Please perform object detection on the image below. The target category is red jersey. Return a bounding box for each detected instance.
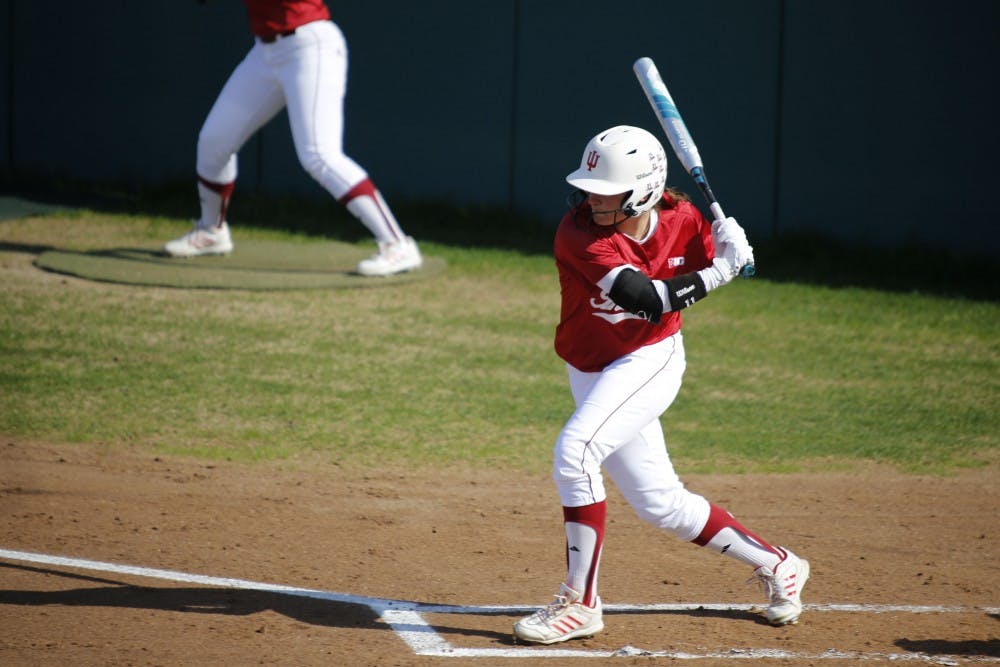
[242,0,331,38]
[553,194,715,372]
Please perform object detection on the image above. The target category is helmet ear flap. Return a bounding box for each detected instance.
[623,191,653,217]
[621,196,637,218]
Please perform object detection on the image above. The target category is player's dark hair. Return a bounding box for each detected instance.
[660,188,691,209]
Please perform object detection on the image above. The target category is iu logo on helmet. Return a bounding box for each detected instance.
[586,150,600,171]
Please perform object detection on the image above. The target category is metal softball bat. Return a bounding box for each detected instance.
[633,56,755,278]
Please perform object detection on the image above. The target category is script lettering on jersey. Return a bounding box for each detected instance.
[590,291,648,324]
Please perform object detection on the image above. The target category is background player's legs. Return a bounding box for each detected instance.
[197,45,285,227]
[275,22,410,245]
[165,46,284,257]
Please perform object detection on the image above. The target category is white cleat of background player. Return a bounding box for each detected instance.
[356,236,422,276]
[164,221,233,258]
[164,221,423,277]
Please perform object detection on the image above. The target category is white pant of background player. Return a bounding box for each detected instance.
[167,19,421,276]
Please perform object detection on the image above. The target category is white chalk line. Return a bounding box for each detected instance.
[2,548,998,663]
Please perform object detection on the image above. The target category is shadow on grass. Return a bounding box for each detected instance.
[3,178,998,301]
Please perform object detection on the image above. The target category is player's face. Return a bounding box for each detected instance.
[587,191,629,227]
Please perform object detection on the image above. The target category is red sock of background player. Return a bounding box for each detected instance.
[563,501,605,608]
[198,177,234,229]
[692,503,783,570]
[338,178,406,244]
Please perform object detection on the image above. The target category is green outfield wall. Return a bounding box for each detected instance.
[2,1,997,253]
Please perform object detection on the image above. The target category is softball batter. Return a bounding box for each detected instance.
[165,0,422,277]
[514,125,809,644]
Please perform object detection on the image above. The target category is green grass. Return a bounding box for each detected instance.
[1,202,997,474]
[673,282,998,472]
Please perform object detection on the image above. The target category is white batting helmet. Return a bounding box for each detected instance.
[566,125,667,216]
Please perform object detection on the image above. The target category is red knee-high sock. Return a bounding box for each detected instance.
[338,177,404,243]
[692,503,782,570]
[198,176,235,228]
[563,501,606,608]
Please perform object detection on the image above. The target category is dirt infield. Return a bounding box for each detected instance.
[1,440,997,666]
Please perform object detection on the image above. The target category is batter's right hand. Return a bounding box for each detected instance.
[712,217,754,279]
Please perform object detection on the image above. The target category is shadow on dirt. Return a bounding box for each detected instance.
[896,637,1000,659]
[0,562,379,631]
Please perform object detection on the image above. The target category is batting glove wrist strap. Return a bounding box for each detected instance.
[697,258,735,291]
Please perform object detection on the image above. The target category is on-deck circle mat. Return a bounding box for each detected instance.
[34,240,445,290]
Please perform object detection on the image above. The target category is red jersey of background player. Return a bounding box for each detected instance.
[242,0,330,38]
[554,193,715,373]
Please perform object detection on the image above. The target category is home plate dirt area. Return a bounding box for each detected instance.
[1,440,998,666]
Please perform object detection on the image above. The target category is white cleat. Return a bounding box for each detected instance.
[164,221,234,258]
[513,583,604,645]
[750,547,810,626]
[356,236,422,276]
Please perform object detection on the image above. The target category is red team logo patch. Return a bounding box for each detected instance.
[586,150,600,171]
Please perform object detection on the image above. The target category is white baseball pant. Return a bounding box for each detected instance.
[553,332,711,542]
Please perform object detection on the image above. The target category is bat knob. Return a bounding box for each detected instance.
[739,264,756,278]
